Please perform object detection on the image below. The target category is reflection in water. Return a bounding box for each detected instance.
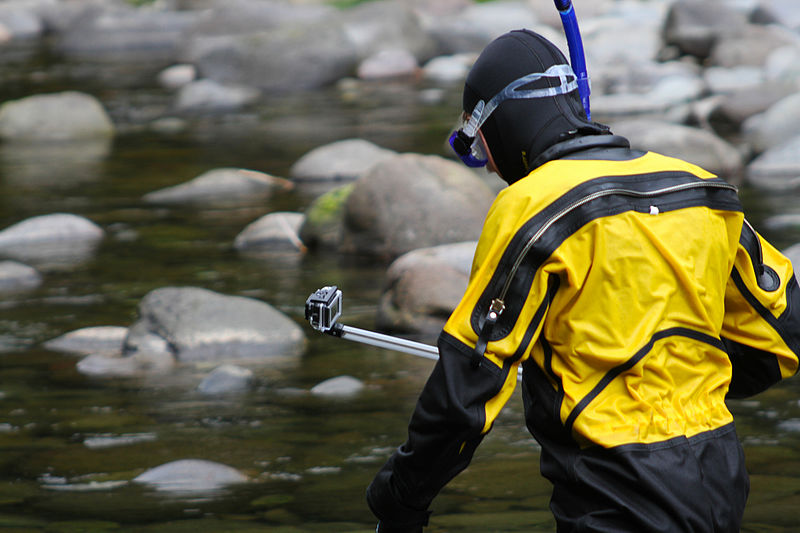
[0,137,112,187]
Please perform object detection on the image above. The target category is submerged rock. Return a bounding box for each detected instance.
[198,364,254,395]
[310,375,365,397]
[44,326,128,356]
[143,168,292,206]
[133,459,248,493]
[0,213,104,268]
[0,260,42,293]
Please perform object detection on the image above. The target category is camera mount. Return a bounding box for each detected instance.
[304,286,439,362]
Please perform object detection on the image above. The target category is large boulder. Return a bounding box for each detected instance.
[661,1,748,60]
[123,287,306,363]
[376,241,476,336]
[743,92,800,154]
[745,136,800,191]
[609,119,744,181]
[340,153,494,260]
[0,92,114,142]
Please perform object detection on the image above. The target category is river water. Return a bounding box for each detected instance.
[1,42,800,533]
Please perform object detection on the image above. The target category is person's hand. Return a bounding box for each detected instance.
[375,520,423,533]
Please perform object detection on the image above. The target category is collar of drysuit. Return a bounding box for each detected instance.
[529,134,631,170]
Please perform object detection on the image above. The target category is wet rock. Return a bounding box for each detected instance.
[299,184,353,250]
[743,92,800,154]
[124,287,306,363]
[0,260,41,294]
[234,212,306,253]
[340,153,494,260]
[0,92,114,142]
[133,459,248,493]
[198,364,254,395]
[0,213,104,268]
[43,326,128,356]
[357,48,419,80]
[289,139,396,186]
[143,168,292,206]
[173,79,261,112]
[377,241,475,336]
[609,119,744,180]
[745,136,800,191]
[310,375,364,397]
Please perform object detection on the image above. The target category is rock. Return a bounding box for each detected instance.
[609,119,744,180]
[0,260,41,294]
[422,53,476,84]
[743,92,800,154]
[0,92,114,142]
[198,364,254,395]
[310,375,364,397]
[707,82,799,136]
[765,45,800,83]
[0,213,104,268]
[133,459,248,493]
[76,353,139,378]
[299,184,354,250]
[662,1,748,60]
[53,4,198,64]
[745,136,800,191]
[357,48,419,80]
[756,0,800,31]
[124,287,306,363]
[377,241,475,336]
[338,0,439,63]
[0,3,44,40]
[157,63,197,90]
[180,18,358,92]
[289,139,396,185]
[340,153,494,260]
[143,168,292,206]
[173,79,261,112]
[43,326,128,356]
[234,212,306,253]
[709,24,799,68]
[0,138,112,187]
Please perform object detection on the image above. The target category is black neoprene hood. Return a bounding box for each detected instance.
[463,29,608,184]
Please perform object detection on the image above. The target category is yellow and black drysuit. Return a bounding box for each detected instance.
[367,136,800,531]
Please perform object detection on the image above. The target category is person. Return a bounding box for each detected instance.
[366,29,800,532]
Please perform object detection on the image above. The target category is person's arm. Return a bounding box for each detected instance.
[722,223,800,398]
[367,191,549,529]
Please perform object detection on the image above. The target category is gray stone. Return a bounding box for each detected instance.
[662,1,748,60]
[124,287,306,363]
[0,260,41,293]
[609,119,744,180]
[198,364,254,395]
[143,168,292,206]
[340,153,494,260]
[289,139,396,184]
[0,92,114,142]
[357,48,419,80]
[133,459,248,493]
[743,92,800,154]
[0,213,104,267]
[746,136,800,191]
[157,64,197,90]
[234,212,306,253]
[377,241,475,336]
[173,79,261,112]
[310,375,365,397]
[44,326,128,356]
[709,24,799,68]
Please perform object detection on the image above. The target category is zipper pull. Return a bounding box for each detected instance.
[471,299,506,368]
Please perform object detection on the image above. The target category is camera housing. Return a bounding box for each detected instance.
[305,286,343,332]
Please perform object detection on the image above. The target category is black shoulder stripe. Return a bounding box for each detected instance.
[739,221,780,292]
[471,172,742,339]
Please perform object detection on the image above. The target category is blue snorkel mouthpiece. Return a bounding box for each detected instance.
[554,0,591,119]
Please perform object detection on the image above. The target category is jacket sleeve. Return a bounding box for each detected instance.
[722,223,800,398]
[367,191,538,526]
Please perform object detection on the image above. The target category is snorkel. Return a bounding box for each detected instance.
[554,0,591,119]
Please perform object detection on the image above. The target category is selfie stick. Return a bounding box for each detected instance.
[305,286,523,379]
[305,286,439,361]
[554,0,591,119]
